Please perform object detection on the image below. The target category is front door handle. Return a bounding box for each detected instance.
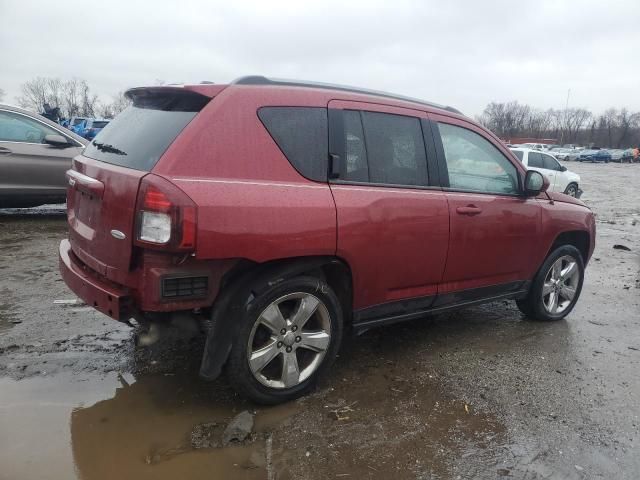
[0,147,12,156]
[456,205,482,215]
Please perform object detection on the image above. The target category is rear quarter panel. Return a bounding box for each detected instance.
[153,86,337,262]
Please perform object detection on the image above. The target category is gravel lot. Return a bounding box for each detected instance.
[0,161,638,480]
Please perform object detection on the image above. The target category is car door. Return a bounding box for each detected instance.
[327,100,449,321]
[0,109,83,205]
[541,153,564,192]
[526,151,557,191]
[429,114,541,303]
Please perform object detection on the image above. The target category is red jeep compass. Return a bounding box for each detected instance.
[60,76,596,404]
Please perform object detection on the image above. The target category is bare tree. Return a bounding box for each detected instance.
[98,91,130,118]
[478,101,531,138]
[17,77,100,118]
[615,109,640,148]
[17,77,62,114]
[562,108,592,144]
[62,78,83,118]
[79,80,99,117]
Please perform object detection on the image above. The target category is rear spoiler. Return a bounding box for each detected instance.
[125,84,227,101]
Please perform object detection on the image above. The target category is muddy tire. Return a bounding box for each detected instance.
[226,276,343,404]
[517,245,584,321]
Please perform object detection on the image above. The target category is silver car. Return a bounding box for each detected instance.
[0,104,87,208]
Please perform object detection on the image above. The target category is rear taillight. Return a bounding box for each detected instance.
[134,175,197,251]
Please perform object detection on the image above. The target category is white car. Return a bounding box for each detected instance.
[518,143,550,151]
[549,147,579,161]
[510,148,582,197]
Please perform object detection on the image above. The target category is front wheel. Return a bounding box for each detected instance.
[564,183,579,197]
[226,276,343,404]
[517,245,584,321]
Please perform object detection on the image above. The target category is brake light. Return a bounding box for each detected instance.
[135,175,197,251]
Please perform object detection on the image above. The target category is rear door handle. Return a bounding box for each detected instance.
[0,146,12,156]
[456,205,482,215]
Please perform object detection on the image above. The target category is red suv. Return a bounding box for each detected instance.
[60,76,595,403]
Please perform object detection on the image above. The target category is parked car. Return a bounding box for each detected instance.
[609,149,624,162]
[67,116,90,135]
[59,76,596,404]
[81,119,110,141]
[549,147,579,161]
[622,149,635,163]
[0,104,87,208]
[610,149,634,163]
[510,148,582,197]
[578,149,611,162]
[520,143,547,150]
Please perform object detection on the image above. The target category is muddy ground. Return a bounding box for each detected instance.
[0,162,638,480]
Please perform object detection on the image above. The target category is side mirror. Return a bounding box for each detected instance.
[524,170,549,196]
[44,134,70,147]
[560,165,567,172]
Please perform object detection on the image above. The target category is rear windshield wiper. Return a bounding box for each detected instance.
[92,141,127,156]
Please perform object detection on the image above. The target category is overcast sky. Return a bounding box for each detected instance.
[1,0,639,116]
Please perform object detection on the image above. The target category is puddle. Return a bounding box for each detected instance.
[0,356,508,480]
[0,372,298,480]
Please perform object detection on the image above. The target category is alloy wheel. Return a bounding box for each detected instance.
[247,292,331,389]
[542,255,580,314]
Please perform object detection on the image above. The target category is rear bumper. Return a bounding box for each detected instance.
[59,239,130,320]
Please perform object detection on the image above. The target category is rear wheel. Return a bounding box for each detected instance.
[226,276,343,404]
[517,245,584,321]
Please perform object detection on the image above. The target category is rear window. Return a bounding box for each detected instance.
[511,150,524,161]
[83,90,209,171]
[258,107,328,181]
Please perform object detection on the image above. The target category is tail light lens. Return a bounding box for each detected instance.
[134,174,197,251]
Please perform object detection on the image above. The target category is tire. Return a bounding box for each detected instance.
[226,275,343,404]
[564,183,579,197]
[517,245,584,321]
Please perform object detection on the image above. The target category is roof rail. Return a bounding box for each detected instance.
[231,75,462,115]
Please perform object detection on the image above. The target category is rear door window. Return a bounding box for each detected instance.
[342,110,369,182]
[340,110,428,186]
[83,90,210,172]
[361,111,428,186]
[258,107,328,182]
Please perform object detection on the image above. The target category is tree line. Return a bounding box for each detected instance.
[2,79,639,148]
[2,77,130,119]
[476,101,640,148]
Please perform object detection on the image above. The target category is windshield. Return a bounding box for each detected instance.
[83,90,210,171]
[91,121,109,128]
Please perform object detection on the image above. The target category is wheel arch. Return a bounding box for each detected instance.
[200,255,353,381]
[548,230,590,263]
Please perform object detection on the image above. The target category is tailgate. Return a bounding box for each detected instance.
[66,87,212,283]
[67,156,145,281]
